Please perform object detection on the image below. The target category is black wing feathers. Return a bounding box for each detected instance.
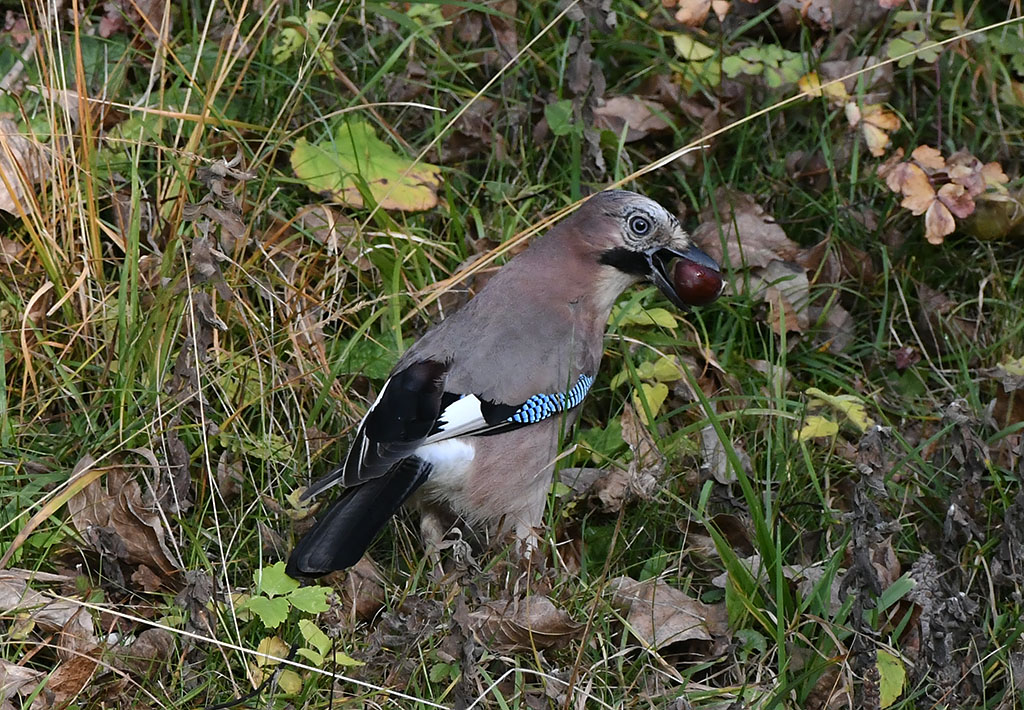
[349,359,447,483]
[364,360,448,443]
[299,360,449,501]
[286,458,432,577]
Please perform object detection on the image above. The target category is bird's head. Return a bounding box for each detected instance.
[578,190,723,309]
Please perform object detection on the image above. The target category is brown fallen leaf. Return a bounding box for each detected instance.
[844,101,900,157]
[67,467,182,585]
[113,628,176,677]
[556,467,606,500]
[0,118,48,215]
[678,513,756,564]
[433,97,506,163]
[182,194,247,254]
[752,260,810,334]
[0,569,98,657]
[590,402,665,512]
[797,237,876,286]
[99,0,169,41]
[892,345,921,371]
[878,145,1009,244]
[667,0,731,26]
[610,576,727,650]
[593,96,672,142]
[48,655,99,707]
[341,556,387,623]
[0,659,50,710]
[470,594,582,651]
[778,0,832,29]
[692,188,800,270]
[809,302,855,353]
[700,422,751,485]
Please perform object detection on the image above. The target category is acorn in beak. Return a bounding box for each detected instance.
[645,244,723,309]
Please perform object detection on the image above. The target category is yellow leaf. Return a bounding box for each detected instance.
[291,120,441,212]
[672,34,716,61]
[795,415,839,441]
[651,355,682,382]
[877,650,906,708]
[1001,356,1024,376]
[799,72,848,102]
[806,388,876,431]
[250,635,291,688]
[798,72,822,96]
[278,669,303,694]
[848,103,899,157]
[332,650,365,666]
[633,382,669,425]
[254,636,290,666]
[862,104,900,132]
[862,122,891,157]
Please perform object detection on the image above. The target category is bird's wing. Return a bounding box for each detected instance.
[422,372,595,443]
[300,362,595,500]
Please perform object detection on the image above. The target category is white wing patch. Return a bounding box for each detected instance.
[424,394,486,444]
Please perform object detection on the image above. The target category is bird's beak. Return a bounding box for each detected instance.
[645,244,723,309]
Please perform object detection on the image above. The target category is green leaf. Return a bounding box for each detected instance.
[877,650,906,708]
[299,619,332,656]
[722,54,760,78]
[336,336,398,380]
[296,647,325,666]
[429,662,458,683]
[236,431,292,463]
[254,562,300,597]
[544,100,576,137]
[734,628,767,654]
[272,25,304,64]
[552,481,573,498]
[638,356,682,383]
[893,10,927,25]
[613,303,678,329]
[887,31,941,68]
[243,596,290,628]
[578,418,624,462]
[291,119,441,212]
[273,11,334,67]
[288,585,331,613]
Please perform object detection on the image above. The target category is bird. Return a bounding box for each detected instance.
[286,190,722,578]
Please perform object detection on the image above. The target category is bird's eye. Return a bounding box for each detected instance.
[628,215,651,236]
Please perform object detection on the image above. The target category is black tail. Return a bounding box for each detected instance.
[285,458,431,578]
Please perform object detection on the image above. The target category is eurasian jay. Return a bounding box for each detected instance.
[286,190,722,578]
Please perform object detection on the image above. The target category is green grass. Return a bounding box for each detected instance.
[2,0,1024,708]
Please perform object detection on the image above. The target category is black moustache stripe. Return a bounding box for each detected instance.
[599,247,652,276]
